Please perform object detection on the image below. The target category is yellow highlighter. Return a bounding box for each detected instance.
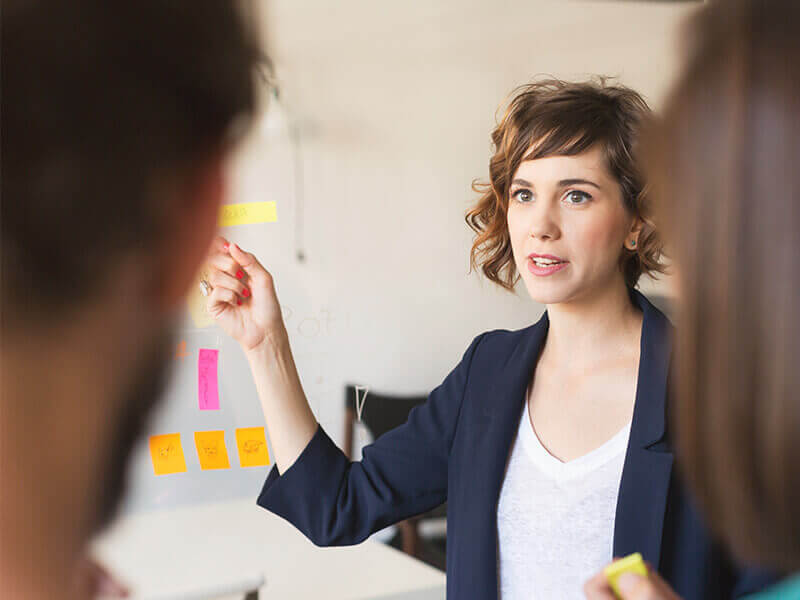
[604,552,648,598]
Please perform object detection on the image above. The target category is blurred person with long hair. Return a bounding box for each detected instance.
[585,1,800,598]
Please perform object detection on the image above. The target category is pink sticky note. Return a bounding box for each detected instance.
[198,348,220,410]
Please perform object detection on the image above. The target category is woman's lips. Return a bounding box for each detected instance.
[527,257,569,276]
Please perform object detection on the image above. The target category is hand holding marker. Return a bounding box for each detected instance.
[203,236,285,352]
[584,553,682,600]
[203,235,319,476]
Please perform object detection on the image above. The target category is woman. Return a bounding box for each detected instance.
[204,79,769,599]
[585,1,800,599]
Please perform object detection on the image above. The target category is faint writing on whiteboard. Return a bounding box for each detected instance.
[198,348,220,410]
[280,305,342,339]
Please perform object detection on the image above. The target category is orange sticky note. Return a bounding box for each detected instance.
[194,430,230,470]
[149,434,187,476]
[235,427,270,467]
[175,340,189,360]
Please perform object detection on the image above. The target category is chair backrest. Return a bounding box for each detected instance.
[343,384,428,456]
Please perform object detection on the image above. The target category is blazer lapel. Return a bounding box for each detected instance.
[613,290,675,567]
[477,313,550,596]
[467,289,674,598]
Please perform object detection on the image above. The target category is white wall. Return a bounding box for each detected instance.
[225,0,695,448]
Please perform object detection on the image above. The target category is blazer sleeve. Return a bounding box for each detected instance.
[256,332,487,546]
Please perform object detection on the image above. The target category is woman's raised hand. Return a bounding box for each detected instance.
[203,236,284,352]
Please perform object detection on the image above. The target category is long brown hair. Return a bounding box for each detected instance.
[649,0,800,571]
[466,78,666,290]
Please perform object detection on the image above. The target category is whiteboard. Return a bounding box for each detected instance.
[120,125,354,513]
[118,0,685,512]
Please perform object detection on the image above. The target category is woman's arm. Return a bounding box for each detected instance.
[205,236,485,546]
[244,324,317,475]
[204,236,316,474]
[257,332,483,546]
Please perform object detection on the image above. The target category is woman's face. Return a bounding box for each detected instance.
[507,144,639,306]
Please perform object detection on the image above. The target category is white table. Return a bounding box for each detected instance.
[92,499,446,600]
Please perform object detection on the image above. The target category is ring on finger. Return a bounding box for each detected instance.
[199,279,213,297]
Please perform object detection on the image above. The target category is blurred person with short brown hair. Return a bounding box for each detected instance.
[0,2,259,597]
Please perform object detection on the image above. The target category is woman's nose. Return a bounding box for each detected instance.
[529,202,560,241]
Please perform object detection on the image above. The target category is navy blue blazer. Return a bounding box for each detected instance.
[258,289,774,598]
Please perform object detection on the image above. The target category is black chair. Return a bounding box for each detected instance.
[343,384,447,570]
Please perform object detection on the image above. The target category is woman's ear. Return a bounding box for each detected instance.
[626,217,644,249]
[153,150,228,314]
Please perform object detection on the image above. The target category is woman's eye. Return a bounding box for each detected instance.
[512,189,533,203]
[564,190,592,205]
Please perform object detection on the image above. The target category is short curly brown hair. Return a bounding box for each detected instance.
[466,78,666,291]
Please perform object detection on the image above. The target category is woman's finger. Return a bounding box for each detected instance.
[619,573,664,599]
[209,235,231,254]
[615,571,682,600]
[229,243,271,287]
[207,252,245,281]
[207,285,239,310]
[645,570,682,600]
[208,268,249,299]
[583,570,618,600]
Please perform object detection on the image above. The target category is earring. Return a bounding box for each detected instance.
[628,239,637,249]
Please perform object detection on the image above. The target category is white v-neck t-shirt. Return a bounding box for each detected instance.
[496,396,632,600]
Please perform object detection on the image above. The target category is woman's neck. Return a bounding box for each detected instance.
[541,282,643,368]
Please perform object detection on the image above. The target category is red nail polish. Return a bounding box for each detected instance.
[242,288,250,297]
[236,270,244,279]
[237,299,242,306]
[223,242,229,250]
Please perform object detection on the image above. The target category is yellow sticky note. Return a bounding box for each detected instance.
[194,430,230,470]
[235,427,270,467]
[604,552,648,598]
[219,201,277,227]
[149,434,187,476]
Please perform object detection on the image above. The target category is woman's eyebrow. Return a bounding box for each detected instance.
[511,178,533,187]
[558,178,601,190]
[511,177,602,190]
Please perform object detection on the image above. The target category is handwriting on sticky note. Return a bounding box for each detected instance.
[219,201,277,227]
[235,427,270,467]
[194,430,230,470]
[149,434,187,475]
[198,349,220,410]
